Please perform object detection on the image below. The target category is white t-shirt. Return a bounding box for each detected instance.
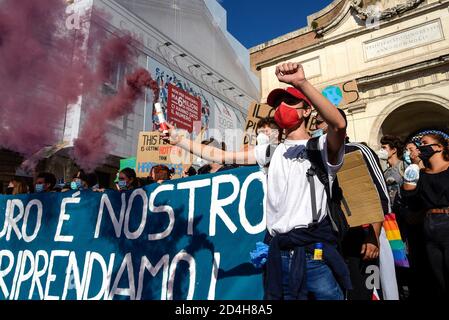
[254,134,344,236]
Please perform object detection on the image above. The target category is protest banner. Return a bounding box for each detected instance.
[320,80,359,108]
[0,166,266,300]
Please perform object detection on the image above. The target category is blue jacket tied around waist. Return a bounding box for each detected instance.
[263,218,352,300]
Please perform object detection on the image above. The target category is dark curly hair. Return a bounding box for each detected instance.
[380,135,405,160]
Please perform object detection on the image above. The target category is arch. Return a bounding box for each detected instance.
[369,93,449,148]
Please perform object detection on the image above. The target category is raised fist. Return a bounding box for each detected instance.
[275,62,306,87]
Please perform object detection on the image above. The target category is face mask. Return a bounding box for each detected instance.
[274,102,303,130]
[378,148,389,161]
[118,180,127,190]
[35,184,44,193]
[403,151,412,165]
[70,180,82,190]
[418,144,441,167]
[256,132,269,145]
[311,128,324,138]
[6,187,14,195]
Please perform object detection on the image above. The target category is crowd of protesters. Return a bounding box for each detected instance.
[3,126,448,301]
[1,136,238,196]
[2,62,449,301]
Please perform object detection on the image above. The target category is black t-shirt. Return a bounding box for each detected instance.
[404,168,449,211]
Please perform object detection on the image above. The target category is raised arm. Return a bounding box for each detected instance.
[275,63,347,164]
[162,123,257,165]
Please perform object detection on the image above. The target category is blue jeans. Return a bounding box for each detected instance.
[281,250,344,300]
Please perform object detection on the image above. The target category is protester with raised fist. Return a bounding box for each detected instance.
[163,62,350,300]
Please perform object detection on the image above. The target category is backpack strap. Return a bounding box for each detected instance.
[306,164,321,226]
[306,137,330,188]
[263,144,277,169]
[306,137,338,230]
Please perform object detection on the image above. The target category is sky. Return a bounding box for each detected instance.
[219,0,335,48]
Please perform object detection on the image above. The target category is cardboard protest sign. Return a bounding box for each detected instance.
[242,102,274,146]
[135,129,207,179]
[320,80,359,107]
[135,131,192,179]
[0,166,266,300]
[337,150,385,227]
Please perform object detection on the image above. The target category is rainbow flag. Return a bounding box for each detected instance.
[384,213,409,268]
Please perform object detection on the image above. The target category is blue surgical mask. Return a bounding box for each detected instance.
[403,151,412,165]
[311,128,324,138]
[35,184,44,193]
[70,180,82,190]
[118,180,127,190]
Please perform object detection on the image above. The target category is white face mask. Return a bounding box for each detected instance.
[257,129,280,145]
[256,132,270,145]
[378,148,389,161]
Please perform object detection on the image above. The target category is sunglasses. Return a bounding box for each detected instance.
[275,96,303,107]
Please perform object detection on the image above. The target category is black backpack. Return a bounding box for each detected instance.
[305,137,350,243]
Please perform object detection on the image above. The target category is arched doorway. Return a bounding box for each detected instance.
[380,101,449,142]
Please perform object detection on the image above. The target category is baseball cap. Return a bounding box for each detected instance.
[266,87,313,108]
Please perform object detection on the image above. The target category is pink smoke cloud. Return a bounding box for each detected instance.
[73,68,159,172]
[0,0,82,157]
[0,0,159,173]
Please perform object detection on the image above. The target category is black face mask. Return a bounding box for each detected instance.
[5,187,14,195]
[418,144,441,167]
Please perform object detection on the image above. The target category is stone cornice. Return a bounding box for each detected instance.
[251,0,449,71]
[357,54,449,85]
[350,0,425,21]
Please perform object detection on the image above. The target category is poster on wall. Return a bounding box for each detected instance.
[145,57,246,150]
[167,84,202,133]
[212,98,243,151]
